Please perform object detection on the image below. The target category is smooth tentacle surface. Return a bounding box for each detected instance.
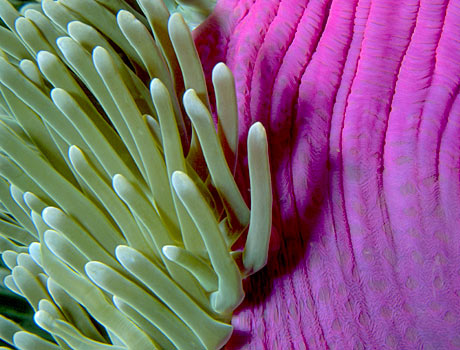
[0,1,272,349]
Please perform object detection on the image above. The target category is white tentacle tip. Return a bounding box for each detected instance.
[212,62,232,81]
[183,88,197,104]
[33,310,54,330]
[248,122,267,142]
[28,242,42,267]
[162,245,179,261]
[150,78,168,97]
[84,261,106,284]
[92,46,112,73]
[112,174,127,194]
[171,170,188,192]
[116,9,134,22]
[41,207,62,226]
[66,20,85,34]
[168,12,184,29]
[50,87,74,112]
[68,145,82,160]
[115,245,133,265]
[55,36,73,52]
[36,50,54,64]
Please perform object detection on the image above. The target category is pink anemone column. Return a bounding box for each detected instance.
[195,0,460,349]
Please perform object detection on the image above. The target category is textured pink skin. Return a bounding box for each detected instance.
[194,1,460,349]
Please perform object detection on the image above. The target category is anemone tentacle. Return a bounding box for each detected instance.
[0,1,272,349]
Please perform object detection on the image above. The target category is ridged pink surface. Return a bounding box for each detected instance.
[194,0,460,349]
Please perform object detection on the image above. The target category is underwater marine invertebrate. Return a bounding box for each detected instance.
[4,0,460,349]
[0,0,272,349]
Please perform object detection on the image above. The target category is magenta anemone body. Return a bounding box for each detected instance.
[195,0,460,349]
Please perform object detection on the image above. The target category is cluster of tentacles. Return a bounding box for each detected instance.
[0,0,272,349]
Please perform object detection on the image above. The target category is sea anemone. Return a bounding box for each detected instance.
[2,0,460,349]
[0,0,272,349]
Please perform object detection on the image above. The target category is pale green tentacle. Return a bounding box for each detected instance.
[0,1,273,349]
